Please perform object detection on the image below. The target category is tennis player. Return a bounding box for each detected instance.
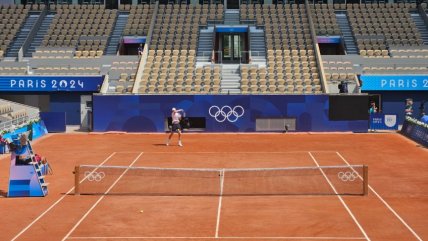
[166,108,184,147]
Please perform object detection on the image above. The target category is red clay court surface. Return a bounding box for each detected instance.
[0,133,427,241]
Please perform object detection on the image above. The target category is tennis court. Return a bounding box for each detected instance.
[0,133,427,241]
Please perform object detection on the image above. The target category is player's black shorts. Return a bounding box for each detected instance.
[171,123,181,132]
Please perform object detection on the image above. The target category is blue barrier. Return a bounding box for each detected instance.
[40,112,66,132]
[401,116,428,147]
[369,113,398,130]
[93,95,368,132]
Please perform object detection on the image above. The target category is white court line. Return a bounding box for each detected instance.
[308,152,370,241]
[67,236,366,240]
[336,152,423,241]
[62,152,144,241]
[11,152,117,241]
[145,151,339,154]
[215,169,225,238]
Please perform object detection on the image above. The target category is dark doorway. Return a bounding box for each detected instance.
[216,33,248,63]
[105,0,119,9]
[227,0,240,9]
[319,43,345,55]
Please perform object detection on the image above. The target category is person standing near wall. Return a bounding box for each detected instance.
[405,98,414,116]
[369,101,378,114]
[369,101,378,132]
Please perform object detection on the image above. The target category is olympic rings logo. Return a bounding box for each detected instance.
[84,171,105,182]
[337,171,359,182]
[208,105,245,123]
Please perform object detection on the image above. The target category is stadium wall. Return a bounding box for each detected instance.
[363,91,427,125]
[93,95,368,132]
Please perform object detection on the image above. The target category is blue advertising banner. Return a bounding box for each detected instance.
[216,25,248,32]
[123,36,146,44]
[369,113,398,130]
[317,36,341,44]
[93,95,368,132]
[360,75,428,91]
[0,76,104,92]
[401,116,428,147]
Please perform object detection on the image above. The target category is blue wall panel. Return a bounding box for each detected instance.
[49,93,81,125]
[40,112,66,132]
[93,95,368,132]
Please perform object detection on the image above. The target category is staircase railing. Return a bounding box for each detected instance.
[18,9,47,62]
[417,4,428,32]
[132,1,159,94]
[305,0,329,94]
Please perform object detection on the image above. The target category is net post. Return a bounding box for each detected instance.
[74,166,80,195]
[363,165,368,196]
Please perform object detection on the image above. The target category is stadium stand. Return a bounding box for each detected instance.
[346,3,420,57]
[122,4,155,36]
[0,99,40,132]
[0,5,30,58]
[108,60,139,93]
[241,4,322,94]
[309,4,341,36]
[0,2,427,95]
[137,4,223,94]
[43,4,117,57]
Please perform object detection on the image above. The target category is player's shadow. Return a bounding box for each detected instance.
[152,144,168,146]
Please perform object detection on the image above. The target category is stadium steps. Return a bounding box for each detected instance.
[410,13,428,45]
[221,64,241,94]
[25,14,54,57]
[105,13,129,55]
[335,12,358,54]
[249,27,266,65]
[5,13,40,58]
[224,9,240,25]
[196,27,214,64]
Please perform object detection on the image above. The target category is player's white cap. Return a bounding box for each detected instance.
[172,108,176,112]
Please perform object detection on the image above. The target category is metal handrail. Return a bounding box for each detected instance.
[132,1,159,94]
[212,50,256,64]
[0,112,40,133]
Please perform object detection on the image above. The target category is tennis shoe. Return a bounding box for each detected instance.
[178,141,183,147]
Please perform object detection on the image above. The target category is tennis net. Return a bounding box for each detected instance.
[74,165,368,196]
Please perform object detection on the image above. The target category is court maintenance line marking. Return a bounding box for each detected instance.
[308,152,371,241]
[62,152,144,241]
[336,152,423,241]
[215,169,225,238]
[11,152,118,241]
[67,236,367,240]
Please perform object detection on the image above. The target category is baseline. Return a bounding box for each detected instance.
[67,236,367,240]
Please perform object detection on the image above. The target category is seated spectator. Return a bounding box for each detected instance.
[421,113,428,124]
[137,44,143,56]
